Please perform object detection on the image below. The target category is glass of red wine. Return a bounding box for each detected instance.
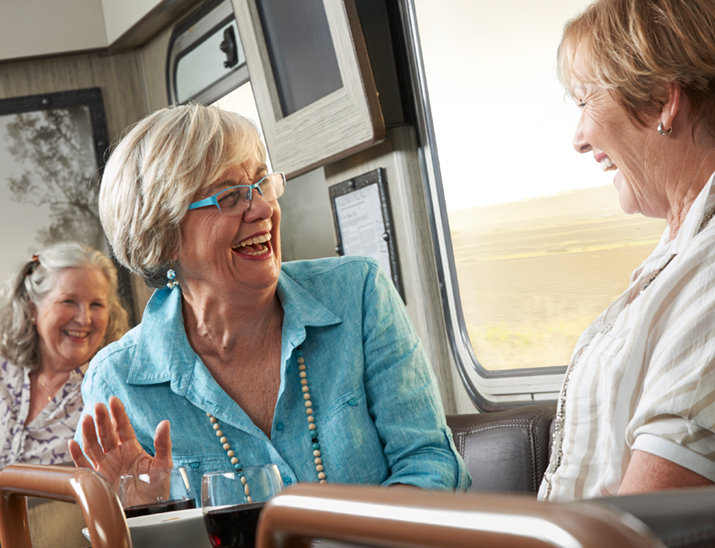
[119,466,196,518]
[202,465,283,548]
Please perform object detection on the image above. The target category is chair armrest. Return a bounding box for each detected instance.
[256,483,665,548]
[0,464,130,548]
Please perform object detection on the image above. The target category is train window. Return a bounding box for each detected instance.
[412,2,666,388]
[167,0,249,106]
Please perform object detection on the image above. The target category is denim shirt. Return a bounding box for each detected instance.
[77,256,470,494]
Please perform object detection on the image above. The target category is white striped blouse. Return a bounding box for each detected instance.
[539,172,715,501]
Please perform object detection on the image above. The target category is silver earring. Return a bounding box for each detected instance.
[658,122,672,136]
[167,263,179,289]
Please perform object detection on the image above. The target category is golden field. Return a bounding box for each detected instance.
[449,184,667,370]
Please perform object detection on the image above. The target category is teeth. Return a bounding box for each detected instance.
[600,157,614,171]
[235,233,271,248]
[65,330,88,338]
[241,246,270,257]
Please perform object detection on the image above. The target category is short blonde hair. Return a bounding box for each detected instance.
[0,241,130,371]
[99,104,266,288]
[557,0,715,135]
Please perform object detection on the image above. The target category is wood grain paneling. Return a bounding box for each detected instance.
[140,25,172,113]
[232,0,384,178]
[0,51,148,144]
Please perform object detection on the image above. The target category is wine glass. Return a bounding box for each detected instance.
[202,465,283,548]
[119,466,196,518]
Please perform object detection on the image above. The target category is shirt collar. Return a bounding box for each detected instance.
[127,287,192,384]
[127,269,342,384]
[276,269,342,331]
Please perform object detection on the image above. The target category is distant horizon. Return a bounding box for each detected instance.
[449,183,666,370]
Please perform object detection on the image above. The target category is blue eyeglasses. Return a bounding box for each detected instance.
[188,172,286,216]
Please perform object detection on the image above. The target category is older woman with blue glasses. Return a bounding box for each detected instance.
[69,104,469,494]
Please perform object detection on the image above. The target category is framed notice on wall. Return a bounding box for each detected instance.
[329,168,404,302]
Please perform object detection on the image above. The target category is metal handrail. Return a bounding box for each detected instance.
[256,484,666,548]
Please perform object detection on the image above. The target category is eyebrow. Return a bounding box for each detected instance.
[203,164,270,197]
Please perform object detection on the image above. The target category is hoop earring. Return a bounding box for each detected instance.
[658,122,672,136]
[167,262,179,289]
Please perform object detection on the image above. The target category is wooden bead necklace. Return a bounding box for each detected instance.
[206,345,327,490]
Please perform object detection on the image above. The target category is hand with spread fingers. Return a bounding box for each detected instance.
[69,396,172,491]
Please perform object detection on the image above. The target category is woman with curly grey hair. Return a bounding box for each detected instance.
[0,241,129,469]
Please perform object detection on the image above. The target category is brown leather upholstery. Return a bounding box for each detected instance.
[255,483,666,548]
[0,464,130,548]
[447,403,556,495]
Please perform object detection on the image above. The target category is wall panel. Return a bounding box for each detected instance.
[0,51,148,143]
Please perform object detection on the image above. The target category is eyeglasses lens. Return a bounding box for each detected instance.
[216,187,250,215]
[216,173,285,216]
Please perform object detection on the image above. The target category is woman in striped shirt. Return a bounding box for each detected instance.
[540,0,715,501]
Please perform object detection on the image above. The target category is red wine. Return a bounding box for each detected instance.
[203,502,265,548]
[124,497,196,518]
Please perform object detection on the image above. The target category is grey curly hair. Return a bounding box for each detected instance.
[0,241,130,370]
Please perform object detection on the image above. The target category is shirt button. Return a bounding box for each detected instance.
[283,476,293,485]
[276,422,284,431]
[190,462,200,468]
[348,398,357,406]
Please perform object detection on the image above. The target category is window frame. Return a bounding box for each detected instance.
[166,0,250,106]
[398,0,566,410]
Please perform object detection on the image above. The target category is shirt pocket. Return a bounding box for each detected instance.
[320,386,388,485]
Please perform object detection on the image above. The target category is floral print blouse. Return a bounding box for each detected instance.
[0,360,84,469]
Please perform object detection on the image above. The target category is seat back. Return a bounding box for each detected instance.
[447,403,556,494]
[255,483,665,548]
[0,464,131,548]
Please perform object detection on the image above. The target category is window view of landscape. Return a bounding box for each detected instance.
[451,186,665,370]
[415,0,667,370]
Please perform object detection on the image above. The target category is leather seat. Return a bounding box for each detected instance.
[447,403,556,495]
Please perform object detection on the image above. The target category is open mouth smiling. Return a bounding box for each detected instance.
[595,153,617,172]
[64,330,89,339]
[232,233,272,256]
[600,157,616,172]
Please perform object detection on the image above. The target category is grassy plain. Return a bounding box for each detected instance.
[449,184,667,370]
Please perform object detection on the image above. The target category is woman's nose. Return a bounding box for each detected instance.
[75,304,91,324]
[573,114,592,154]
[243,191,273,220]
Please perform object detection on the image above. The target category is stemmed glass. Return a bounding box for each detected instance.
[202,465,283,548]
[119,466,196,518]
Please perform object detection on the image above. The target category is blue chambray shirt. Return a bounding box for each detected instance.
[76,257,470,495]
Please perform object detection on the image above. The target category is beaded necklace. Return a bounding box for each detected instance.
[206,345,327,491]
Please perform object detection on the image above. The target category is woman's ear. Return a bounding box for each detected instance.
[660,83,681,133]
[28,300,37,324]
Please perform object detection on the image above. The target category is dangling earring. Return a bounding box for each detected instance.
[658,122,672,136]
[167,262,179,289]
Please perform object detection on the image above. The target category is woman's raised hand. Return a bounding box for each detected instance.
[69,396,172,491]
